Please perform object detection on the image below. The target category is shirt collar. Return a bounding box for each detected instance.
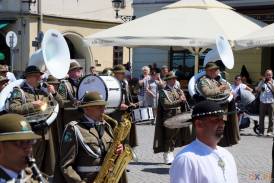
[83,114,103,124]
[195,138,218,151]
[0,165,20,179]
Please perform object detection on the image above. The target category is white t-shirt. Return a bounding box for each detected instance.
[6,72,16,82]
[231,83,247,98]
[170,139,238,183]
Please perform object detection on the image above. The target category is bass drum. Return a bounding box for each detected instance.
[77,75,122,114]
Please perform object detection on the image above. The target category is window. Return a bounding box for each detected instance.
[113,46,123,65]
[169,50,206,80]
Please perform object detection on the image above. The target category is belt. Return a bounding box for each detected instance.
[76,166,101,173]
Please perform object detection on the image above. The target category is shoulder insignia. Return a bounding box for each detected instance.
[10,88,22,99]
[63,130,73,143]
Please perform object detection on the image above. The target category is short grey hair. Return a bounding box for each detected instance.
[142,66,150,72]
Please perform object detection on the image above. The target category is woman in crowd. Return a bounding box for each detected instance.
[232,75,253,100]
[138,66,151,106]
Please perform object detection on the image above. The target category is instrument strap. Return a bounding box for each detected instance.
[63,80,76,101]
[266,83,274,96]
[66,121,100,159]
[161,89,173,103]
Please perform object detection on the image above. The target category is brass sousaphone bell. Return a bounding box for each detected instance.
[0,30,70,126]
[188,35,235,103]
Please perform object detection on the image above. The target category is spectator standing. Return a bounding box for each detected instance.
[170,101,238,183]
[160,65,169,80]
[256,69,274,136]
[138,66,151,106]
[231,75,253,100]
[144,71,164,124]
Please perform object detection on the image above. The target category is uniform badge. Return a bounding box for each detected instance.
[63,131,73,143]
[20,121,29,131]
[11,89,22,99]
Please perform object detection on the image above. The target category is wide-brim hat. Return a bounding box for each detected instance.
[47,75,59,84]
[78,91,107,108]
[69,60,83,71]
[0,114,41,141]
[205,62,219,70]
[164,71,177,81]
[192,100,225,119]
[24,65,44,77]
[113,64,126,73]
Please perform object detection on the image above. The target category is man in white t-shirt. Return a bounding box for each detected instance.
[170,100,238,183]
[231,75,253,100]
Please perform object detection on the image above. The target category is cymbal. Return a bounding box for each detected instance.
[163,112,192,129]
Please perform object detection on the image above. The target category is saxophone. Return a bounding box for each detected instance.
[94,112,133,183]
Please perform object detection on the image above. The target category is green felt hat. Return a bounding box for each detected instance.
[0,114,41,141]
[78,91,107,108]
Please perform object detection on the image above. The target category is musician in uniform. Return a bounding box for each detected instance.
[153,72,192,164]
[55,91,126,183]
[58,60,83,127]
[196,62,240,146]
[8,65,63,176]
[59,60,83,104]
[0,113,47,183]
[109,64,138,148]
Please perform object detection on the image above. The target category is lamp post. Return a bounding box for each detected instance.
[112,0,135,22]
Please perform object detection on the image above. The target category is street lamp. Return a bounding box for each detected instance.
[112,0,135,22]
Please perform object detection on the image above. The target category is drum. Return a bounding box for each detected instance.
[77,75,122,114]
[132,107,154,123]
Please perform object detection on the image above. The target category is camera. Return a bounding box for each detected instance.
[261,86,265,92]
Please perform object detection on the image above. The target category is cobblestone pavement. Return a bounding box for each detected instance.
[127,117,273,183]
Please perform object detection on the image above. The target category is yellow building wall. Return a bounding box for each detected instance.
[226,48,262,85]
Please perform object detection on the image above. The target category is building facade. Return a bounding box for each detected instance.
[131,0,274,85]
[0,0,133,76]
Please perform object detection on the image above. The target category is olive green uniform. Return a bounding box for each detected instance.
[58,78,82,127]
[109,79,138,147]
[8,81,63,176]
[55,116,127,183]
[197,76,240,146]
[153,86,193,153]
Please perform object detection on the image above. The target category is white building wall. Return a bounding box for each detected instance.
[29,0,133,23]
[132,1,171,78]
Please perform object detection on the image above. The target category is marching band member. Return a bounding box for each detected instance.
[0,114,47,183]
[170,101,238,183]
[197,62,240,146]
[58,60,84,132]
[54,92,127,183]
[153,71,192,165]
[109,65,138,148]
[8,65,63,176]
[59,60,83,105]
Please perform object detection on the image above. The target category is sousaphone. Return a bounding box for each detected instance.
[0,29,70,126]
[188,35,234,103]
